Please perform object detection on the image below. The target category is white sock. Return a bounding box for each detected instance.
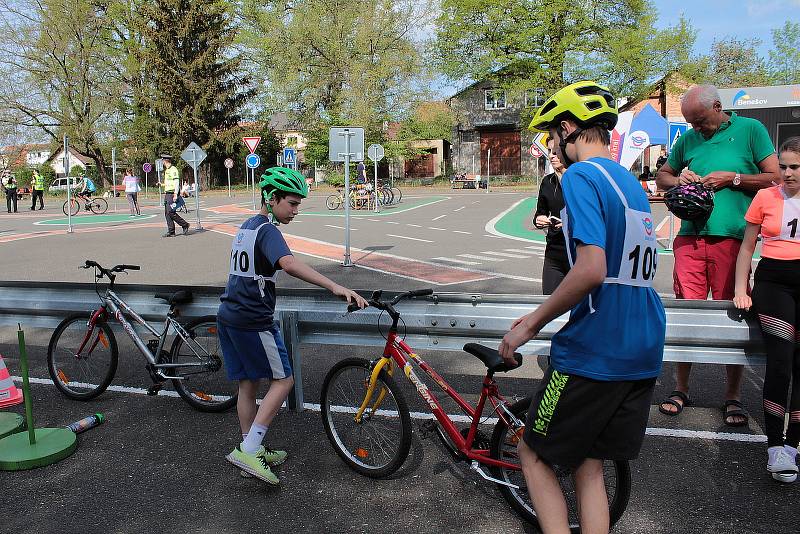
[241,423,268,454]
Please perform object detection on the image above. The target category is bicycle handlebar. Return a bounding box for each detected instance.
[81,260,141,280]
[346,288,433,314]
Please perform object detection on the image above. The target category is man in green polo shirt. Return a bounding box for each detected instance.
[656,84,779,426]
[30,169,45,210]
[160,154,190,237]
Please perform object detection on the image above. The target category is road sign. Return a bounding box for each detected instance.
[329,127,365,162]
[283,148,296,166]
[142,162,152,173]
[224,158,234,169]
[181,142,207,171]
[155,158,163,172]
[668,122,689,154]
[243,137,261,154]
[533,132,550,156]
[367,144,385,162]
[246,153,261,169]
[529,145,542,158]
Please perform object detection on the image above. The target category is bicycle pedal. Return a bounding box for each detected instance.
[146,383,164,396]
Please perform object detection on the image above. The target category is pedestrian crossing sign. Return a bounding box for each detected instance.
[283,148,296,166]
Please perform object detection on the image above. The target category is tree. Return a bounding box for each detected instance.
[239,0,428,139]
[433,0,695,106]
[0,0,121,184]
[768,21,800,85]
[397,102,456,143]
[131,0,254,185]
[697,36,771,88]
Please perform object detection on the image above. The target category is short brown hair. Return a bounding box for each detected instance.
[576,125,611,145]
[779,136,800,155]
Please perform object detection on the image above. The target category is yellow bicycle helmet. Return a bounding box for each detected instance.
[529,81,618,132]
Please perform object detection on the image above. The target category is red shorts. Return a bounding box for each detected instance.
[672,236,742,300]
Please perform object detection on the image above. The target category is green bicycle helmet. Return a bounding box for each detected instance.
[529,81,618,132]
[258,166,309,201]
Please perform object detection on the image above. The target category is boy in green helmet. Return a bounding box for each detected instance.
[217,167,368,484]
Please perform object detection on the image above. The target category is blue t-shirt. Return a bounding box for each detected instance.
[84,178,96,192]
[217,215,292,330]
[549,158,666,381]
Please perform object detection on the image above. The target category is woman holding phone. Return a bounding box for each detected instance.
[532,137,569,294]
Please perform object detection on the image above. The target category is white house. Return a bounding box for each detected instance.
[46,147,92,177]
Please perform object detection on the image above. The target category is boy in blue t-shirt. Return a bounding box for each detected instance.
[218,167,367,484]
[499,81,666,532]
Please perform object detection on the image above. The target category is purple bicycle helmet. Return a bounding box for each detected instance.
[664,182,715,221]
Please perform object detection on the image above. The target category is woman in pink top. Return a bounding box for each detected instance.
[734,136,800,483]
[123,168,141,216]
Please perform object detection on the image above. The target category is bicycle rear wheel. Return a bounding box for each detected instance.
[489,397,631,532]
[62,199,79,216]
[321,357,412,477]
[89,197,108,214]
[391,187,402,203]
[47,312,118,400]
[326,194,341,210]
[169,315,237,412]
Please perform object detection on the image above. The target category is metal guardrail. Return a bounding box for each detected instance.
[0,282,766,410]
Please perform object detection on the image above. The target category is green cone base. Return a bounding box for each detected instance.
[0,412,24,439]
[0,427,76,470]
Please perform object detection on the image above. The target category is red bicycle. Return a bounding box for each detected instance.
[320,289,630,531]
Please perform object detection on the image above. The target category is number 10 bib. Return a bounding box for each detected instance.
[229,222,276,296]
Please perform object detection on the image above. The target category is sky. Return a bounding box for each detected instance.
[652,0,798,56]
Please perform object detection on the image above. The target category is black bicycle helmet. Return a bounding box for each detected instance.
[664,182,715,221]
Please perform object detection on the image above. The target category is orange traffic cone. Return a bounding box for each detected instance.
[0,353,23,408]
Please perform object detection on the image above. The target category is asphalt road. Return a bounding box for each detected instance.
[0,187,796,533]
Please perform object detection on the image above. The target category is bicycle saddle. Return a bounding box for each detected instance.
[463,343,523,373]
[154,290,193,306]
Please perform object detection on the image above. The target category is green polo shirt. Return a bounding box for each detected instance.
[667,112,775,239]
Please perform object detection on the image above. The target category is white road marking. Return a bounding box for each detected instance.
[480,251,528,258]
[428,227,447,231]
[484,234,504,239]
[367,218,381,222]
[504,248,541,255]
[387,233,433,243]
[15,376,769,444]
[432,257,480,265]
[385,221,399,225]
[452,230,472,235]
[453,206,465,212]
[325,224,356,231]
[458,254,505,262]
[407,224,422,228]
[432,214,447,221]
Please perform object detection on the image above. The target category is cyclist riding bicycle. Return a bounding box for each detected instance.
[77,176,97,200]
[499,80,666,533]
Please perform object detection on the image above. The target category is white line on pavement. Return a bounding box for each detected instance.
[15,376,768,444]
[407,224,422,228]
[428,227,447,231]
[484,234,504,239]
[325,224,356,231]
[458,254,505,262]
[504,248,541,255]
[452,230,472,235]
[432,257,480,265]
[453,206,465,212]
[387,233,434,243]
[480,251,528,259]
[385,221,399,225]
[432,214,447,221]
[367,218,381,222]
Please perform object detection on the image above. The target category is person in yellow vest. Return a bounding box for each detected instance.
[159,154,190,237]
[30,169,45,210]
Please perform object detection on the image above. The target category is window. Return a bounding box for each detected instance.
[460,130,477,144]
[525,88,546,108]
[484,89,507,110]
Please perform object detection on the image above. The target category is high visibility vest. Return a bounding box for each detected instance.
[33,174,44,190]
[164,166,180,193]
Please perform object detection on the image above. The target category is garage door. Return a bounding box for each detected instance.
[480,130,520,175]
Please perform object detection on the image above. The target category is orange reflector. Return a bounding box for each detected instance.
[193,391,212,401]
[57,369,69,385]
[355,448,369,458]
[207,327,217,334]
[509,428,523,445]
[98,332,109,348]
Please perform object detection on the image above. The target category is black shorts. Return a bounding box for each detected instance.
[523,367,656,469]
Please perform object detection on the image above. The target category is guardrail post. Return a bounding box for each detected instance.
[279,310,304,411]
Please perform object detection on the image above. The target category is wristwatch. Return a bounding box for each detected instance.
[732,173,742,186]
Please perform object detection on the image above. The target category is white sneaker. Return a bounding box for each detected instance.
[767,446,798,483]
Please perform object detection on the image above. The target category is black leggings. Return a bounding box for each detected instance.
[752,258,800,448]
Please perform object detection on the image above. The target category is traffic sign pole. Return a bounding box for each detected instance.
[341,132,354,267]
[112,147,117,213]
[191,149,202,230]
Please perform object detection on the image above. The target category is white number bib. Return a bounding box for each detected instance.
[762,190,800,243]
[229,222,276,296]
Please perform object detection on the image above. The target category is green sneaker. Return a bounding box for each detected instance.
[226,446,279,485]
[261,446,288,466]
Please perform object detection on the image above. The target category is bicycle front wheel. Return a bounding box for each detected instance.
[169,316,237,412]
[47,312,118,400]
[62,198,79,216]
[326,194,341,210]
[321,357,412,477]
[89,197,108,214]
[488,397,631,532]
[391,187,402,203]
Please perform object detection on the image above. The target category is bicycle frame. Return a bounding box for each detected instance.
[81,289,211,377]
[357,329,524,471]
